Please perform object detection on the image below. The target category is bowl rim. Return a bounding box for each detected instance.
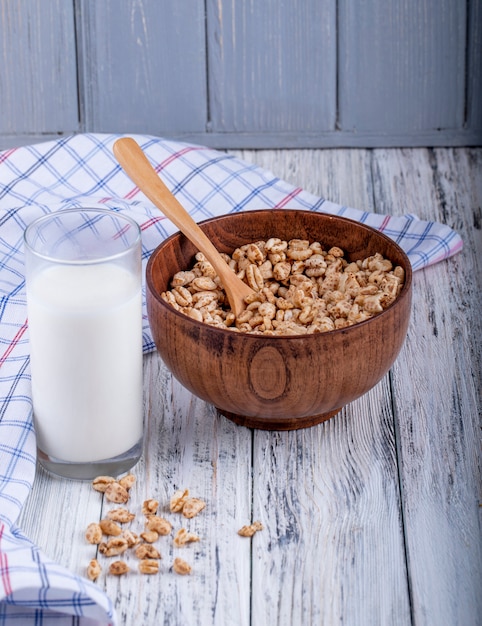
[146,209,413,340]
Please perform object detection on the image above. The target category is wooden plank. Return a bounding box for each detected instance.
[75,0,207,134]
[467,0,482,131]
[17,350,254,625]
[237,147,411,625]
[206,0,336,133]
[338,0,467,134]
[231,148,374,209]
[0,0,78,135]
[102,352,254,625]
[251,387,411,625]
[371,147,482,626]
[2,126,482,153]
[161,127,482,149]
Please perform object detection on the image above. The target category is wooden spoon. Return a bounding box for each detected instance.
[113,137,254,317]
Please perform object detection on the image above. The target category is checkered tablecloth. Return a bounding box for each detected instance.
[0,133,463,624]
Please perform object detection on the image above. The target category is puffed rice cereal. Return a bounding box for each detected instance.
[172,557,192,575]
[161,242,405,335]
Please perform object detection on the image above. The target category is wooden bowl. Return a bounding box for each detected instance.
[146,209,412,430]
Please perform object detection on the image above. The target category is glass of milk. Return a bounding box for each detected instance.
[24,209,144,480]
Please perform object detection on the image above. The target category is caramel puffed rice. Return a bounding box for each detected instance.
[87,558,101,581]
[173,528,200,548]
[104,482,129,504]
[123,530,140,548]
[135,544,161,560]
[182,497,206,519]
[118,473,136,491]
[107,508,136,524]
[161,243,405,335]
[99,519,122,536]
[139,559,159,574]
[99,536,129,557]
[145,516,172,536]
[142,499,159,516]
[140,530,159,544]
[173,557,192,575]
[238,521,264,537]
[109,560,129,576]
[85,522,102,544]
[170,489,189,513]
[92,476,115,493]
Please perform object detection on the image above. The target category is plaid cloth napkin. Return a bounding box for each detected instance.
[0,133,463,624]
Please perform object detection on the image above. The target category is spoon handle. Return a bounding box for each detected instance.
[113,137,253,316]
[114,138,219,258]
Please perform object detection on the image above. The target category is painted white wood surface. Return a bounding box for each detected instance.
[17,147,481,626]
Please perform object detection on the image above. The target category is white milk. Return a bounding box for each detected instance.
[27,263,143,463]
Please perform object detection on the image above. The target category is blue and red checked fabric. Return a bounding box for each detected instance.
[0,134,463,624]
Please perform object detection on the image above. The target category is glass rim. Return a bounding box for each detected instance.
[24,208,142,265]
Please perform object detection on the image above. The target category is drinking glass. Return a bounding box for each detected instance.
[24,209,143,480]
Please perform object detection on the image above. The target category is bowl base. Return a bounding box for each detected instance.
[217,407,342,431]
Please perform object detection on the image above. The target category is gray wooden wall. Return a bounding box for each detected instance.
[1,0,481,150]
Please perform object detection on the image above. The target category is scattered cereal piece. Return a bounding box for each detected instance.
[107,508,136,523]
[92,476,115,493]
[87,558,101,581]
[109,560,129,576]
[140,530,159,544]
[139,559,160,574]
[99,536,129,557]
[142,499,159,516]
[123,530,140,548]
[135,544,161,560]
[85,522,102,544]
[182,497,206,519]
[104,482,129,504]
[145,516,172,536]
[173,557,192,575]
[237,521,264,537]
[173,528,200,548]
[118,473,136,491]
[99,519,122,536]
[170,489,189,513]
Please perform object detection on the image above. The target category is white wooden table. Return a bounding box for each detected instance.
[18,147,482,626]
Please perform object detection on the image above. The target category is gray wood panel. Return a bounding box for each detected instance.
[467,0,482,131]
[75,0,207,134]
[0,0,480,149]
[338,0,467,134]
[0,0,78,135]
[206,0,336,133]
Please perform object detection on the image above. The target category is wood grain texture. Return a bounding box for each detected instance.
[0,0,78,134]
[251,384,412,625]
[371,147,482,626]
[206,0,336,133]
[16,147,481,625]
[338,0,467,134]
[467,0,482,131]
[75,0,207,133]
[1,0,481,148]
[231,148,375,209]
